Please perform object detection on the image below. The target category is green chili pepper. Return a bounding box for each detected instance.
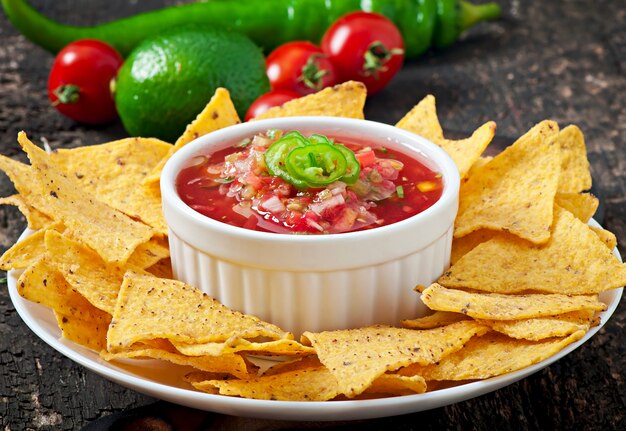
[286,144,347,187]
[1,0,501,58]
[265,131,309,189]
[307,134,360,184]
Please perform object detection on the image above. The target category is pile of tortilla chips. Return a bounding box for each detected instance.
[1,80,623,401]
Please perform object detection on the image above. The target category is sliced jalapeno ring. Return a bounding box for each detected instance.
[333,144,361,184]
[264,131,308,188]
[286,143,347,187]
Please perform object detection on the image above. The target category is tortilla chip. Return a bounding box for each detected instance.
[18,132,155,264]
[590,226,618,250]
[395,95,444,142]
[50,137,171,235]
[401,311,470,329]
[554,192,598,222]
[145,258,174,279]
[556,125,592,193]
[396,95,495,178]
[253,81,367,120]
[420,283,607,320]
[0,194,52,230]
[190,363,427,400]
[0,221,64,270]
[144,87,241,185]
[476,310,596,341]
[449,229,520,265]
[454,120,561,244]
[44,229,128,314]
[172,338,315,357]
[126,236,170,269]
[300,320,488,397]
[54,311,110,351]
[440,206,626,294]
[106,270,290,353]
[401,331,585,381]
[102,344,255,379]
[17,255,111,325]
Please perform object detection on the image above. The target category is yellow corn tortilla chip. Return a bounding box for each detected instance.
[449,228,520,265]
[190,363,427,400]
[440,206,626,294]
[554,192,598,222]
[396,95,495,178]
[17,255,111,325]
[107,270,290,353]
[589,226,618,250]
[556,125,592,193]
[126,236,170,269]
[0,221,64,270]
[476,310,596,341]
[54,311,110,351]
[172,338,315,357]
[0,154,49,217]
[454,120,561,244]
[102,344,255,380]
[420,283,607,320]
[253,81,366,120]
[144,87,241,185]
[465,156,493,180]
[395,95,444,142]
[44,229,129,314]
[300,320,488,398]
[50,137,171,235]
[0,194,52,229]
[17,132,155,264]
[401,331,585,381]
[145,258,174,279]
[401,311,470,329]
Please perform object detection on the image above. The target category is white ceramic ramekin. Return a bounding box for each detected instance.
[161,117,460,335]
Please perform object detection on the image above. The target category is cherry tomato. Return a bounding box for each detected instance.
[266,41,338,95]
[48,39,124,125]
[245,90,300,121]
[321,12,405,94]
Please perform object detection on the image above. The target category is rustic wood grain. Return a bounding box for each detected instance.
[1,1,624,429]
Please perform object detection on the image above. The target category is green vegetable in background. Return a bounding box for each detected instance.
[114,27,269,142]
[1,0,501,59]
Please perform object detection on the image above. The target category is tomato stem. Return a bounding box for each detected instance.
[363,41,404,79]
[299,54,328,91]
[53,84,80,105]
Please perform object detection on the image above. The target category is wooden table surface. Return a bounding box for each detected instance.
[1,1,624,429]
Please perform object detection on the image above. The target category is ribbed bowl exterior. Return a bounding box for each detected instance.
[168,226,453,335]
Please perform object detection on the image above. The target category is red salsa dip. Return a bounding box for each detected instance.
[176,129,443,234]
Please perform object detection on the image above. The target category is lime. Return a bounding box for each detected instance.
[114,27,269,142]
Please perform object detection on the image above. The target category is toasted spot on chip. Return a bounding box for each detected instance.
[556,125,592,193]
[401,331,586,381]
[106,271,290,353]
[17,132,155,264]
[54,311,110,351]
[440,206,626,294]
[253,81,366,120]
[145,87,241,185]
[454,120,561,244]
[300,320,488,398]
[420,283,607,320]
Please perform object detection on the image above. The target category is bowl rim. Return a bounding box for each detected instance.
[160,116,460,246]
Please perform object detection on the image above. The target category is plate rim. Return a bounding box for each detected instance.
[6,222,624,421]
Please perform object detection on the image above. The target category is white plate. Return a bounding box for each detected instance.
[7,223,623,421]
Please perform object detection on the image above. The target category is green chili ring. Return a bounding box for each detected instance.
[264,131,309,189]
[285,143,347,187]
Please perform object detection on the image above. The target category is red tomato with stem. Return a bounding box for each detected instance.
[48,39,124,125]
[244,90,300,121]
[321,12,405,94]
[266,41,338,95]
